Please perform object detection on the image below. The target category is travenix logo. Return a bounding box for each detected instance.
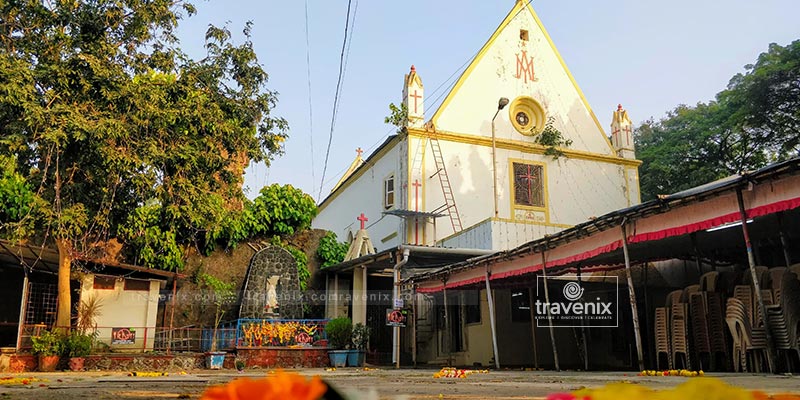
[535,275,618,328]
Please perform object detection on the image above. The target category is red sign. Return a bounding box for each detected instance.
[111,327,136,345]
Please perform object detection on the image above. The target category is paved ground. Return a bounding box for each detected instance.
[1,369,799,399]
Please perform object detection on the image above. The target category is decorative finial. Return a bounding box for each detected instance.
[618,104,623,111]
[410,65,416,72]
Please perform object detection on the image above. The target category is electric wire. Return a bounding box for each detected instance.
[304,0,316,190]
[318,0,356,201]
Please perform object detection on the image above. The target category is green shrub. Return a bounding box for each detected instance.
[65,332,93,358]
[31,330,65,356]
[317,231,348,269]
[351,323,371,350]
[324,317,352,349]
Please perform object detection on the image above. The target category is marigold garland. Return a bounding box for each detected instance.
[432,367,489,379]
[638,369,704,377]
[0,376,46,386]
[201,371,327,400]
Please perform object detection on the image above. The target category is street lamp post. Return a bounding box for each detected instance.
[492,97,510,218]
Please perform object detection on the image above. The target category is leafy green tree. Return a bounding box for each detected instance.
[246,184,318,238]
[317,231,348,269]
[636,40,800,200]
[0,1,287,328]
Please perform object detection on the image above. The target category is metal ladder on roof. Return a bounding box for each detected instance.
[428,137,463,233]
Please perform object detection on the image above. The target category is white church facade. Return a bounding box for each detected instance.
[313,1,641,253]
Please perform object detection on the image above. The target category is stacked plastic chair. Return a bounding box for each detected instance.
[726,297,753,372]
[706,292,730,370]
[689,291,711,370]
[667,290,691,369]
[765,269,800,371]
[654,307,672,370]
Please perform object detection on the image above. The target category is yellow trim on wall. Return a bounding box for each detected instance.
[318,135,402,213]
[381,231,398,244]
[408,128,641,167]
[508,158,549,223]
[428,2,616,154]
[406,135,413,244]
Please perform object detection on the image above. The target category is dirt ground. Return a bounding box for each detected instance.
[1,369,799,400]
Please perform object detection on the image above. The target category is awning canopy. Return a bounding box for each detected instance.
[0,239,178,281]
[322,244,494,274]
[407,157,800,293]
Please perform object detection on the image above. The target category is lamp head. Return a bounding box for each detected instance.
[498,97,510,110]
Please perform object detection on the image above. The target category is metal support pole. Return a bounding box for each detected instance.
[576,265,589,371]
[540,248,560,371]
[621,222,645,372]
[394,269,400,369]
[527,287,539,369]
[777,212,792,267]
[412,286,418,367]
[167,276,177,355]
[691,233,703,276]
[16,273,29,351]
[491,116,499,218]
[484,267,500,369]
[737,188,776,373]
[443,282,451,365]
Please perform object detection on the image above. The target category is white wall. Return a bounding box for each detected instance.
[314,139,404,253]
[424,139,630,249]
[79,274,161,352]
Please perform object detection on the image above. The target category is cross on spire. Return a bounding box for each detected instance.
[357,213,368,230]
[356,147,363,157]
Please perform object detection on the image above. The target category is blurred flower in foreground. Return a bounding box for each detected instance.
[201,371,327,400]
[547,378,800,400]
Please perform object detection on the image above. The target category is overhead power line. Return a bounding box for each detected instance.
[318,0,357,201]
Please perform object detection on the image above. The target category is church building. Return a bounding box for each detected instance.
[313,0,640,254]
[312,0,642,365]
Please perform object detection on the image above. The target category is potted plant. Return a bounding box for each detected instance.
[68,295,102,371]
[31,330,64,372]
[65,332,93,371]
[324,317,352,367]
[200,273,235,369]
[348,323,371,367]
[235,358,246,373]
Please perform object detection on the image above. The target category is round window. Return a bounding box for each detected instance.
[508,96,546,136]
[515,111,530,127]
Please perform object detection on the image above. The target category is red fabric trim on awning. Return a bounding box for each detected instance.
[420,196,800,293]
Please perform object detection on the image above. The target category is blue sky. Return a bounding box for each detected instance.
[174,0,800,201]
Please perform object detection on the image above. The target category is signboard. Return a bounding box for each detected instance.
[393,298,404,308]
[111,327,136,345]
[386,308,409,327]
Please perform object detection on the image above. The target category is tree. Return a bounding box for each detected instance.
[635,40,800,200]
[0,1,287,329]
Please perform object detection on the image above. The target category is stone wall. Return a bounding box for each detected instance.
[239,246,302,319]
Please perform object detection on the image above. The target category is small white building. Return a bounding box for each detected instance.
[313,0,641,253]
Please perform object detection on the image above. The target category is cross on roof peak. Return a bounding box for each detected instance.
[356,147,363,157]
[357,213,368,230]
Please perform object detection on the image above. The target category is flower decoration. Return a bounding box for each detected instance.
[201,371,327,400]
[432,367,489,379]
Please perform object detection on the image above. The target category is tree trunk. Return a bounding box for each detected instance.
[55,239,72,330]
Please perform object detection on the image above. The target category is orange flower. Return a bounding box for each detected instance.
[201,371,327,400]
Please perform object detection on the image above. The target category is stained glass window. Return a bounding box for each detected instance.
[513,162,544,207]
